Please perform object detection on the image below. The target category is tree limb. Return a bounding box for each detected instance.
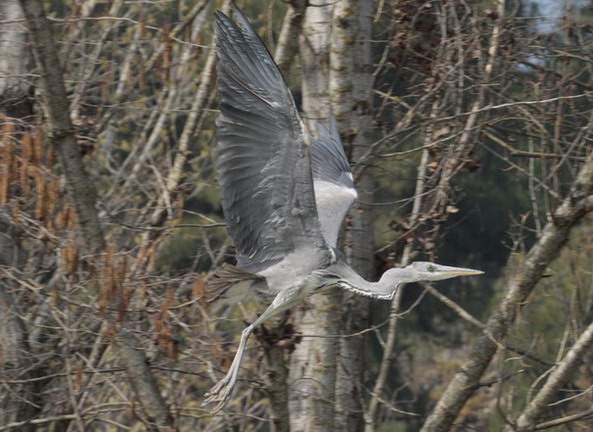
[18,0,105,255]
[18,2,176,429]
[421,150,593,431]
[508,320,593,430]
[274,0,306,76]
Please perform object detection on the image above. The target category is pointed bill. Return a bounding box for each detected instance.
[436,265,484,277]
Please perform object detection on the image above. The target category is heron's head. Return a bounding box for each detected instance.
[404,261,484,282]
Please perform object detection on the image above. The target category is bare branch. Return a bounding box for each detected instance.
[421,150,593,430]
[508,321,593,430]
[274,0,307,75]
[19,0,105,255]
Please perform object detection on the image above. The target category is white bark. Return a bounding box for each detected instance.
[330,1,375,430]
[288,3,339,431]
[0,5,38,427]
[0,0,31,118]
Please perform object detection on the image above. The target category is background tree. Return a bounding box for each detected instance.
[0,0,592,431]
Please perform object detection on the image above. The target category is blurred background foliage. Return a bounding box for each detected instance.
[1,0,592,430]
[109,0,593,428]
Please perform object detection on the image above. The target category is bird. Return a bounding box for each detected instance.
[203,5,484,412]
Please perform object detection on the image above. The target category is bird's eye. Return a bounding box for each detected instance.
[427,264,437,272]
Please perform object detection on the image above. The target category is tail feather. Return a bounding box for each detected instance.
[207,263,264,303]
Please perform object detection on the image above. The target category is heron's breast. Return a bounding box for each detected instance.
[298,274,337,298]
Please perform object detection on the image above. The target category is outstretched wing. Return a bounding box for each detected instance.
[215,7,329,269]
[311,118,358,247]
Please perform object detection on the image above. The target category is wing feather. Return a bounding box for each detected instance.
[215,7,329,268]
[311,118,358,247]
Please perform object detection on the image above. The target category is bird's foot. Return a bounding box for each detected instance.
[202,377,234,413]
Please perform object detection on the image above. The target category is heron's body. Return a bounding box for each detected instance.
[203,6,484,411]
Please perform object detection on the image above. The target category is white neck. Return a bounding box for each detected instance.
[334,266,416,300]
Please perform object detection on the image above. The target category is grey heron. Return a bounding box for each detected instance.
[204,5,483,411]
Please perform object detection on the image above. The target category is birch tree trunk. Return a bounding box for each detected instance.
[0,221,38,431]
[330,1,376,430]
[0,0,31,119]
[0,3,38,428]
[288,3,340,430]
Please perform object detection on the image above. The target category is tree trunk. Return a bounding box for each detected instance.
[259,324,291,432]
[18,1,175,429]
[0,3,37,428]
[274,0,307,76]
[330,1,376,431]
[288,3,340,431]
[18,0,105,256]
[0,224,38,432]
[0,0,32,118]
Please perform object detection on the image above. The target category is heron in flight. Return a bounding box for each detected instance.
[204,6,483,411]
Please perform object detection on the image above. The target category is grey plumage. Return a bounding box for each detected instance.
[204,5,483,412]
[215,6,329,270]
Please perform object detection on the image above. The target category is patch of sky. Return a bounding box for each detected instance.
[517,0,589,72]
[529,0,589,34]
